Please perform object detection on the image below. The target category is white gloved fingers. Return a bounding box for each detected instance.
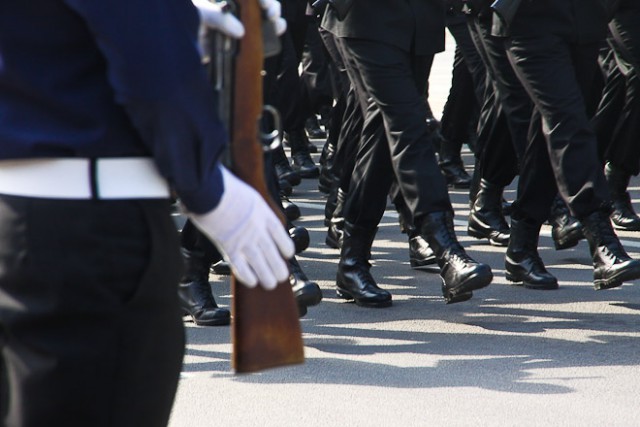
[257,236,290,285]
[244,245,278,290]
[193,0,246,39]
[272,17,287,36]
[258,0,286,35]
[230,255,259,288]
[266,217,295,260]
[216,14,246,38]
[259,0,281,20]
[188,165,294,290]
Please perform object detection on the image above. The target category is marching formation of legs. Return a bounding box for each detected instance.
[190,0,640,318]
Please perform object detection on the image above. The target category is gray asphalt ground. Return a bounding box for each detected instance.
[168,34,640,427]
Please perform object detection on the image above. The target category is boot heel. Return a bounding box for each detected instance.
[467,226,486,240]
[442,279,473,304]
[336,288,354,300]
[553,234,581,251]
[504,271,521,283]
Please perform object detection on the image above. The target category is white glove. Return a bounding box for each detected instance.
[192,0,245,39]
[188,166,295,290]
[259,0,287,36]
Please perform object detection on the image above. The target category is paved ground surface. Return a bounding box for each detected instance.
[168,34,640,427]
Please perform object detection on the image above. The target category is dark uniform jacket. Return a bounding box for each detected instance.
[493,0,609,42]
[321,0,446,56]
[0,0,228,213]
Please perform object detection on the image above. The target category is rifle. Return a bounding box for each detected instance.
[203,0,305,373]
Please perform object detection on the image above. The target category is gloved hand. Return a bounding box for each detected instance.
[188,166,295,290]
[192,0,245,39]
[259,0,287,36]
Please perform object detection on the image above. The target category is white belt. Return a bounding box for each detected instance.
[0,158,171,199]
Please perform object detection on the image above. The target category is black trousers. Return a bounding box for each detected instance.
[593,7,640,176]
[468,15,523,189]
[318,28,363,195]
[340,38,451,230]
[263,7,310,133]
[0,196,184,427]
[301,15,334,116]
[440,15,486,155]
[506,34,610,222]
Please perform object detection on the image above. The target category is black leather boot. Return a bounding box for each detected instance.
[278,177,292,196]
[408,232,437,270]
[273,143,301,186]
[581,209,640,290]
[439,160,472,189]
[605,162,640,231]
[318,142,338,194]
[438,132,471,189]
[325,188,346,249]
[336,223,392,307]
[468,179,510,246]
[420,211,493,303]
[281,193,300,221]
[211,259,231,275]
[319,138,335,167]
[305,115,326,141]
[505,217,558,290]
[286,130,319,178]
[549,195,584,250]
[288,221,310,254]
[290,256,323,317]
[178,249,230,326]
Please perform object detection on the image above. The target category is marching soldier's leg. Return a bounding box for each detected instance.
[179,220,231,326]
[342,38,493,304]
[507,30,640,290]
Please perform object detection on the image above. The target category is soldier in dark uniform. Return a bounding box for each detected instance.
[494,0,640,290]
[592,0,640,231]
[320,0,494,306]
[0,1,293,425]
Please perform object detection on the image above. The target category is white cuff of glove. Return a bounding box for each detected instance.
[259,0,287,35]
[193,0,245,39]
[188,166,295,290]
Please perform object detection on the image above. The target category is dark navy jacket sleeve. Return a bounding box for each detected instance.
[0,0,228,213]
[63,0,229,213]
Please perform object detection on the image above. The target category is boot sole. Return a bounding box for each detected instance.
[442,269,493,304]
[279,173,301,187]
[468,227,509,247]
[336,289,392,308]
[292,167,320,178]
[185,314,231,327]
[611,222,640,232]
[594,263,640,290]
[447,182,471,189]
[552,230,583,250]
[325,234,341,249]
[410,257,438,270]
[505,271,559,290]
[295,285,323,307]
[318,183,331,194]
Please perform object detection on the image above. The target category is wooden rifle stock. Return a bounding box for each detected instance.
[228,0,304,373]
